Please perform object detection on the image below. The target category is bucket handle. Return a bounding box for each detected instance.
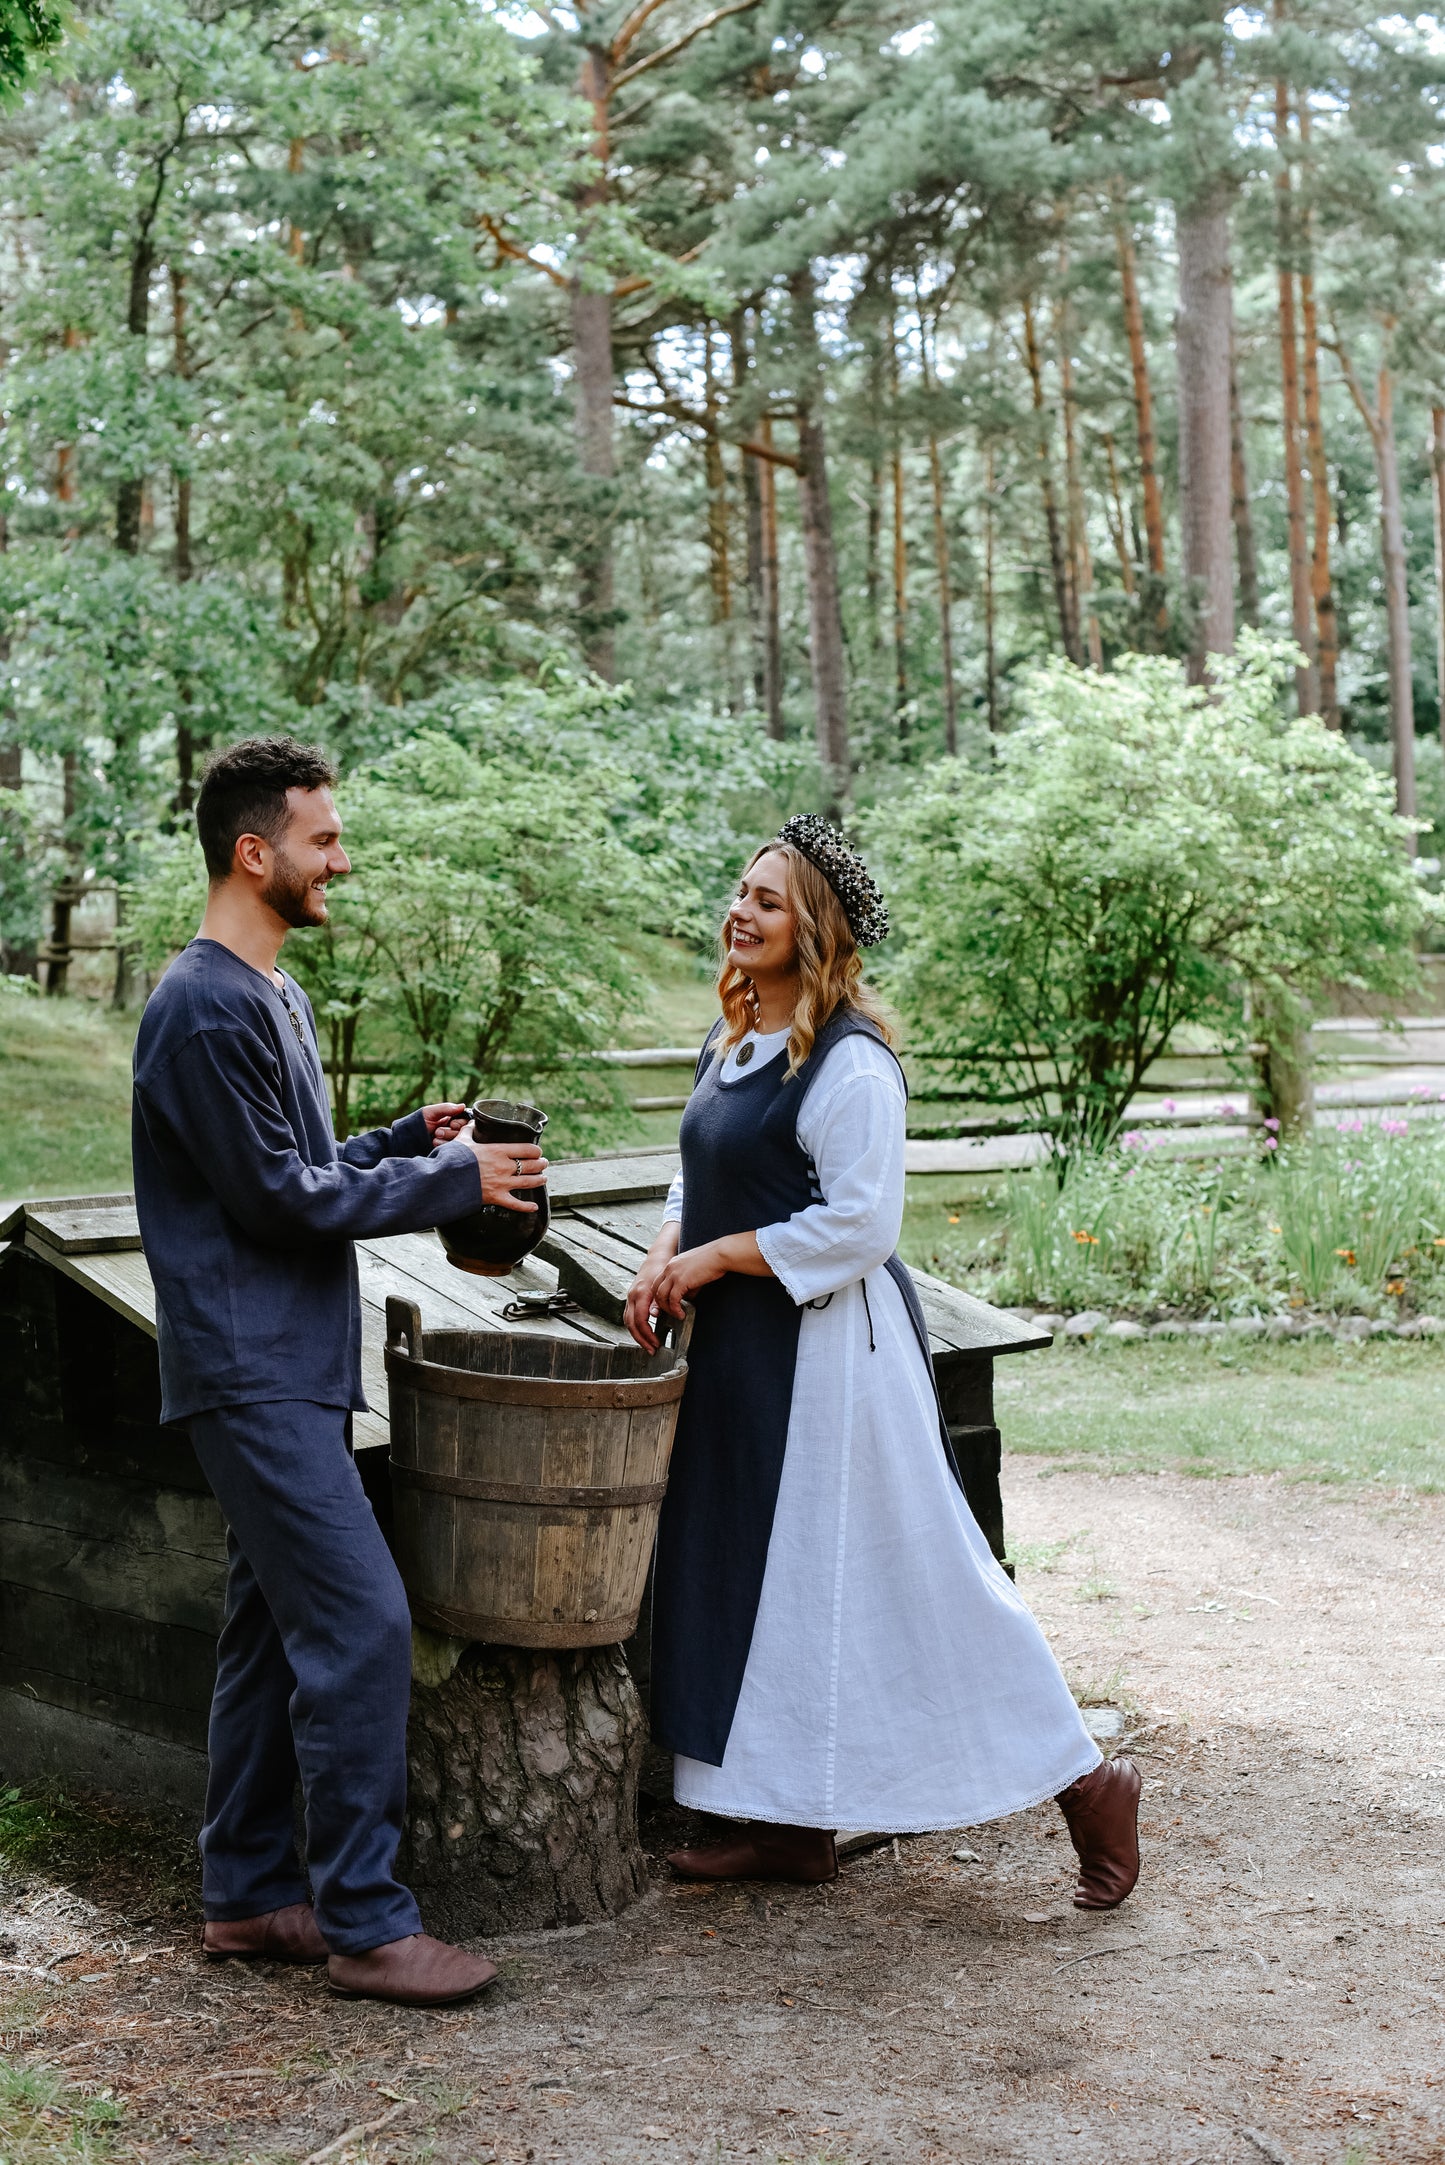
[386,1295,423,1361]
[658,1300,695,1363]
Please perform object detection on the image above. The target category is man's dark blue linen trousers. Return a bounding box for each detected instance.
[132,939,480,1953]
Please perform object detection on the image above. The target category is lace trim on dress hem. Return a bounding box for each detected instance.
[673,1743,1105,1836]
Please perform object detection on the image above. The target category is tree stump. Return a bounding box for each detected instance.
[401,1630,649,1939]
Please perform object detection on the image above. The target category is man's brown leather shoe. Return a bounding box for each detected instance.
[201,1902,328,1964]
[1055,1756,1142,1910]
[327,1933,498,2006]
[666,1821,838,1885]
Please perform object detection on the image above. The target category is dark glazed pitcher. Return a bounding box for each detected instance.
[438,1098,550,1277]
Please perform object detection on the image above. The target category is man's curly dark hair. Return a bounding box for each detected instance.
[195,736,337,882]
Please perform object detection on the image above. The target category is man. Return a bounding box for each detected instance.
[131,736,547,2006]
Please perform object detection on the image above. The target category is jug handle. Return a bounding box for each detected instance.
[386,1295,423,1361]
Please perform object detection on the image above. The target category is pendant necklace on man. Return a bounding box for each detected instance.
[735,1041,754,1067]
[275,980,306,1047]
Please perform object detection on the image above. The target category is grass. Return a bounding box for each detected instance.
[997,1334,1445,1490]
[0,2065,126,2165]
[0,990,137,1203]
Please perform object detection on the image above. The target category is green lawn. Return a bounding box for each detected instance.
[996,1334,1445,1491]
[0,992,137,1202]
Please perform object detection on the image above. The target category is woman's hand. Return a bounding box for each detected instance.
[625,1223,682,1353]
[651,1241,731,1322]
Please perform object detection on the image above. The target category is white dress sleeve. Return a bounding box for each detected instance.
[755,1035,907,1305]
[661,1167,685,1225]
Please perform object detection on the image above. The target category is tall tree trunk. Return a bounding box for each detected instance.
[115,231,154,556]
[702,325,736,707]
[1021,296,1080,663]
[572,45,617,681]
[1229,328,1261,628]
[1102,431,1137,595]
[1176,190,1236,676]
[1056,293,1102,667]
[172,268,201,814]
[1433,406,1445,765]
[731,315,767,713]
[1296,105,1340,728]
[1274,81,1317,707]
[1339,342,1417,823]
[926,431,958,755]
[790,269,850,802]
[757,413,784,740]
[888,306,908,727]
[865,343,884,655]
[920,323,958,755]
[1115,216,1167,625]
[984,445,999,733]
[1375,366,1416,826]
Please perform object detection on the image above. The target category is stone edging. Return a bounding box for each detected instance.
[1007,1308,1445,1344]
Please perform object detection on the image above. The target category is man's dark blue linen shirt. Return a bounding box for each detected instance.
[132,938,481,1423]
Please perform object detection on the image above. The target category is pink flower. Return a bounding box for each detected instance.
[1381,1118,1408,1137]
[1262,1136,1279,1151]
[1263,1116,1281,1131]
[1162,1098,1177,1114]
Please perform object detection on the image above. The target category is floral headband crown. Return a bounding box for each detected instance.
[772,814,890,948]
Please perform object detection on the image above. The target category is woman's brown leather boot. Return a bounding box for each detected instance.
[666,1821,838,1884]
[1055,1757,1142,1909]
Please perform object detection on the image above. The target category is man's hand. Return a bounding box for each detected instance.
[465,1138,548,1213]
[420,1102,470,1144]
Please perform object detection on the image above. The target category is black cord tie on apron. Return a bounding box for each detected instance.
[860,1276,876,1352]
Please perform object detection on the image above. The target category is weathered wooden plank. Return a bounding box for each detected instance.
[2,1518,228,1635]
[909,1267,1052,1356]
[538,1226,635,1326]
[563,1200,670,1255]
[2,1585,217,1722]
[0,1192,136,1243]
[0,1450,225,1560]
[4,1661,212,1752]
[25,1236,158,1339]
[23,1200,142,1255]
[358,1230,629,1347]
[546,1155,678,1210]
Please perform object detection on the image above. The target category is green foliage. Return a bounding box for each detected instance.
[413,671,818,938]
[938,1116,1445,1317]
[130,729,654,1141]
[874,638,1429,1154]
[0,0,62,97]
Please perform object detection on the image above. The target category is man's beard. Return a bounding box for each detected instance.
[261,847,328,929]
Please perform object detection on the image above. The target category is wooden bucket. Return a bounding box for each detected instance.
[384,1296,690,1648]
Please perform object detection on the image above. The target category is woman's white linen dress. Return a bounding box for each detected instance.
[662,1023,1100,1834]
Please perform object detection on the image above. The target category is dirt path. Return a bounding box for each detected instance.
[5,1463,1444,2165]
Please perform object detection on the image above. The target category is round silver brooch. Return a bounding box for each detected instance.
[735,1041,755,1067]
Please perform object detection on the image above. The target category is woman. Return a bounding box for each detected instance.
[625,815,1140,1906]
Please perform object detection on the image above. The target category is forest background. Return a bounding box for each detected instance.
[2,0,1445,1174]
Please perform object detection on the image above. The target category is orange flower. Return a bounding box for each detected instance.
[1335,1248,1357,1268]
[1071,1229,1100,1245]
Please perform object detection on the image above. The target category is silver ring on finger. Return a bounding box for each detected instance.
[513,1156,523,1177]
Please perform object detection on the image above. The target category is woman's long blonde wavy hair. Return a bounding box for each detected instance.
[716,840,894,1079]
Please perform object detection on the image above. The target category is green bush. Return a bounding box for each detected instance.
[936,1115,1445,1317]
[872,636,1430,1155]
